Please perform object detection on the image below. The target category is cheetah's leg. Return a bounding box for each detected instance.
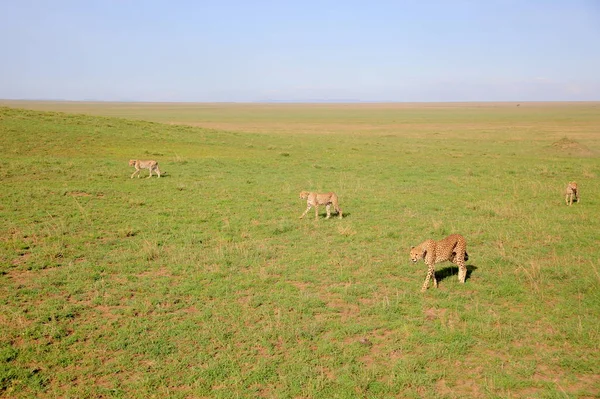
[421,263,436,292]
[155,166,161,178]
[455,257,467,283]
[300,204,312,219]
[325,204,331,219]
[314,204,319,220]
[131,168,140,179]
[147,168,153,178]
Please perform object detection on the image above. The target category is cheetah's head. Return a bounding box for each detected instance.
[299,191,310,200]
[128,159,136,166]
[409,246,421,263]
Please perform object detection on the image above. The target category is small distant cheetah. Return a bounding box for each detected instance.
[565,182,579,206]
[299,191,342,220]
[410,234,469,292]
[129,159,161,178]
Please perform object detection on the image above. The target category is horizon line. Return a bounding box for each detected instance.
[2,98,600,105]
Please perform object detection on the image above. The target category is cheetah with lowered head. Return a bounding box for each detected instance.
[129,159,161,178]
[299,191,342,220]
[410,234,469,292]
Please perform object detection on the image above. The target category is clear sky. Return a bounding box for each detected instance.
[1,0,599,102]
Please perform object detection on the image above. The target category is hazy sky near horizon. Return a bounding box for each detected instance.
[1,0,599,102]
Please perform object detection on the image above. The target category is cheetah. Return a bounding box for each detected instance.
[410,234,469,292]
[565,182,579,206]
[299,191,342,220]
[129,159,161,178]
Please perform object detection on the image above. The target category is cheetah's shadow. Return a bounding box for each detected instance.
[315,211,349,219]
[436,265,477,282]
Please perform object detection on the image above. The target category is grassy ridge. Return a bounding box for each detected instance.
[1,104,599,398]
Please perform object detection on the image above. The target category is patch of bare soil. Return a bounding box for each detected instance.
[8,268,44,286]
[326,298,360,322]
[532,364,600,398]
[435,357,485,398]
[65,191,105,197]
[551,137,595,156]
[66,191,92,197]
[135,266,172,278]
[436,377,484,398]
[424,307,446,321]
[11,251,31,266]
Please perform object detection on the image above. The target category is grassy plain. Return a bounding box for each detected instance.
[1,102,599,398]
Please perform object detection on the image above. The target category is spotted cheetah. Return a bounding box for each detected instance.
[299,191,342,220]
[410,234,469,292]
[565,182,579,206]
[129,159,161,178]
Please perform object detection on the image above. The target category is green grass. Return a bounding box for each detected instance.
[1,103,600,398]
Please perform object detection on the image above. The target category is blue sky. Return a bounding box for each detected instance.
[1,0,599,102]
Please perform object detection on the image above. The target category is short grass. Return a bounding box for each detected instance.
[1,103,599,398]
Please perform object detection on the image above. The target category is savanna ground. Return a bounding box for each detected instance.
[1,101,599,398]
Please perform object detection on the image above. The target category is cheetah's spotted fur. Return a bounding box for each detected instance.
[129,159,161,178]
[299,191,342,220]
[565,182,579,206]
[410,234,469,292]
